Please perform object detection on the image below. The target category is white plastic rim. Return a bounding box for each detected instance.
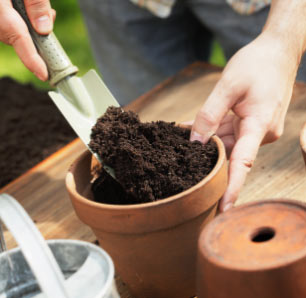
[0,239,118,298]
[46,239,117,298]
[0,193,69,298]
[0,193,118,298]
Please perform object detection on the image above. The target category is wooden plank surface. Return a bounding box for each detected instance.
[1,62,306,297]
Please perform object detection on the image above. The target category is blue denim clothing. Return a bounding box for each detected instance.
[79,0,306,105]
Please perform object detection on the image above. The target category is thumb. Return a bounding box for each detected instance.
[191,77,245,144]
[24,0,53,35]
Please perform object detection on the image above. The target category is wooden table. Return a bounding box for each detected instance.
[1,62,306,297]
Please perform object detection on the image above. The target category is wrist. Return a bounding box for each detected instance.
[262,0,306,68]
[259,30,302,75]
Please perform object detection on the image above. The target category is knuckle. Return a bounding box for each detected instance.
[26,0,50,13]
[7,31,24,46]
[272,130,282,141]
[220,75,234,90]
[219,75,241,99]
[0,14,24,44]
[268,127,283,142]
[196,109,218,128]
[276,126,284,138]
[27,0,49,7]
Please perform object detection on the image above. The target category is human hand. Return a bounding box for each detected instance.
[0,0,55,81]
[190,32,300,212]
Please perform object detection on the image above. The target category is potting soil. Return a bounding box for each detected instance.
[90,106,218,204]
[0,77,76,188]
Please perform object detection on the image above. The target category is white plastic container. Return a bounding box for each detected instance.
[0,193,120,298]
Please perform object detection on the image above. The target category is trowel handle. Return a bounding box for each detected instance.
[0,193,69,298]
[12,0,78,86]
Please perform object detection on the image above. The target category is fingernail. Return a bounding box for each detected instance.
[34,71,46,81]
[190,131,203,142]
[35,15,52,34]
[223,203,233,212]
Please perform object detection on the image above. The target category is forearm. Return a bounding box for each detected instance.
[263,0,306,68]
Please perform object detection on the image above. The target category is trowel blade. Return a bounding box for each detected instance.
[48,69,118,178]
[49,69,120,146]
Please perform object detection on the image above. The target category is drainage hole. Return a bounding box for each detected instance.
[251,227,275,243]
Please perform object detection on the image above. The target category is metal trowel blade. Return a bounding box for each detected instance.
[48,69,118,178]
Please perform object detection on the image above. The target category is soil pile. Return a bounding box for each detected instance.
[89,106,218,204]
[0,77,76,188]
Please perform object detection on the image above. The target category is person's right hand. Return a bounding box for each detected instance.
[190,31,299,212]
[0,0,55,81]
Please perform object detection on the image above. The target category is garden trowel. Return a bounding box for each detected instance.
[13,0,119,177]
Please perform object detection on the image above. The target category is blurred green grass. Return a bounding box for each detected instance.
[210,40,227,68]
[0,0,226,89]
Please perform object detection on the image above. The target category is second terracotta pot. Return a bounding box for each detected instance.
[66,135,227,298]
[197,199,306,298]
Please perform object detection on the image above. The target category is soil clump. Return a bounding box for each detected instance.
[90,106,218,205]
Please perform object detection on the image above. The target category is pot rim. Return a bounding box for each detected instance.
[66,134,226,211]
[199,199,306,272]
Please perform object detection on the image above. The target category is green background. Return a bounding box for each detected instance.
[0,0,226,90]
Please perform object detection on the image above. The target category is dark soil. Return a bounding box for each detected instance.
[0,77,76,188]
[89,107,218,205]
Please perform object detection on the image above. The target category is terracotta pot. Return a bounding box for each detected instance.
[300,122,306,166]
[197,199,306,298]
[66,135,227,298]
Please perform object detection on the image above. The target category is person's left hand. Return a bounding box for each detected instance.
[190,32,300,212]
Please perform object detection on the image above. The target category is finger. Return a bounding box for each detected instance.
[219,117,265,212]
[183,114,234,130]
[191,76,246,144]
[24,0,53,35]
[51,8,56,22]
[182,120,194,126]
[261,89,291,145]
[14,34,48,80]
[220,114,235,125]
[216,121,234,138]
[4,10,48,80]
[220,135,235,158]
[182,114,235,128]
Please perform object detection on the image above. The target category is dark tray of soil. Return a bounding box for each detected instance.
[90,107,218,205]
[0,77,76,188]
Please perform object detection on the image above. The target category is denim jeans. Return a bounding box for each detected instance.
[79,0,306,105]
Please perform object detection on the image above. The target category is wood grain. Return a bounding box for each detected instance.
[1,62,306,297]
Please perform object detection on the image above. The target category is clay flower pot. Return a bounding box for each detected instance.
[66,135,227,298]
[300,122,306,166]
[197,199,306,298]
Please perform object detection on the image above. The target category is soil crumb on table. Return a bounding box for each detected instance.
[0,77,76,188]
[89,107,218,205]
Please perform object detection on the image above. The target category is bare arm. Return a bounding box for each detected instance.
[191,0,306,211]
[264,0,306,59]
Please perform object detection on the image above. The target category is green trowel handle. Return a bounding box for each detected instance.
[12,0,78,86]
